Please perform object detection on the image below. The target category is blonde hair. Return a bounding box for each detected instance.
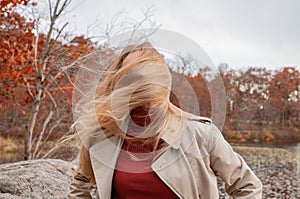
[74,42,185,184]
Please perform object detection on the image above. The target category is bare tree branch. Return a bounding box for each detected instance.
[46,90,58,108]
[32,110,54,159]
[42,130,77,158]
[26,82,35,101]
[38,118,63,158]
[54,21,69,41]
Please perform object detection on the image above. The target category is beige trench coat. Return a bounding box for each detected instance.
[69,115,262,199]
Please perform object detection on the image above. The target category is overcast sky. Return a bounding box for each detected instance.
[66,0,300,69]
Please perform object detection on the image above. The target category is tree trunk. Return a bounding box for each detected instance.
[24,90,42,160]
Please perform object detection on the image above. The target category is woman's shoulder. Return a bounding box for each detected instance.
[181,113,222,153]
[182,112,213,132]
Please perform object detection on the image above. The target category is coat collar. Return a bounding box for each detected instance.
[89,129,198,199]
[159,112,211,149]
[88,112,210,199]
[88,114,185,199]
[160,114,185,149]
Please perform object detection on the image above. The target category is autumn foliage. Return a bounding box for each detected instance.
[0,0,299,163]
[0,0,94,160]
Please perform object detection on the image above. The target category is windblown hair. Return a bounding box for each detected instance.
[74,42,185,184]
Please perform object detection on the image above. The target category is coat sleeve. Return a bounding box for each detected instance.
[68,167,93,199]
[209,125,263,199]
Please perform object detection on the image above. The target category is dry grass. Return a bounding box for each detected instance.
[0,135,79,163]
[0,135,24,163]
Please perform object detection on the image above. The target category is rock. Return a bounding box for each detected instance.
[0,159,73,199]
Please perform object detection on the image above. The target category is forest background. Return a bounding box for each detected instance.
[0,0,299,163]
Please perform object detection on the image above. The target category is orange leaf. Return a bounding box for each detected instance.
[24,67,33,74]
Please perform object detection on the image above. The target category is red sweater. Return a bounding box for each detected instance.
[112,107,178,199]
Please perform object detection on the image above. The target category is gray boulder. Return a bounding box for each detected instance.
[0,159,73,199]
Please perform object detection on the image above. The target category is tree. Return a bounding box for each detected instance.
[268,67,300,128]
[0,0,94,160]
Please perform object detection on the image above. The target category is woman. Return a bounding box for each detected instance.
[68,43,262,198]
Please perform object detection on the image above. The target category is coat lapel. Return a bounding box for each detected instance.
[151,147,199,199]
[88,114,198,199]
[89,136,122,199]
